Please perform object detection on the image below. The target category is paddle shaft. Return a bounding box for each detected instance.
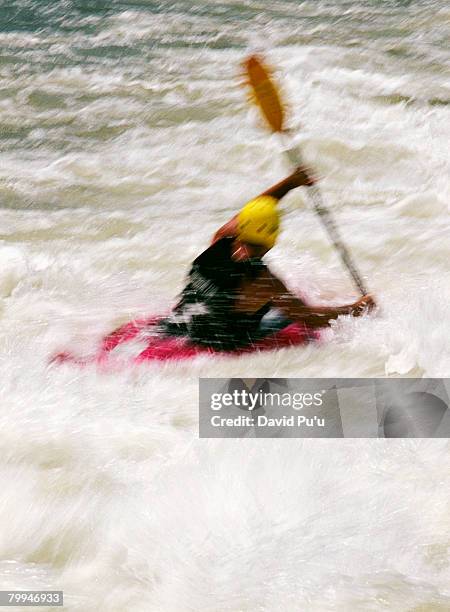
[282,137,368,296]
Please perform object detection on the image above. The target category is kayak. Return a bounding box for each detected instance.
[52,315,319,366]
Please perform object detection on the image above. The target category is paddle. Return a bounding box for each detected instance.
[243,54,368,296]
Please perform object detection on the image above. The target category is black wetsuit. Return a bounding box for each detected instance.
[160,237,272,350]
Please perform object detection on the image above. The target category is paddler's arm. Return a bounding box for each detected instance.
[260,166,315,199]
[272,292,376,328]
[234,268,375,328]
[211,167,314,244]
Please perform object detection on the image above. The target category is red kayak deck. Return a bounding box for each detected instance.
[53,316,319,366]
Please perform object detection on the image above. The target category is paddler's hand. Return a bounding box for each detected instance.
[291,166,316,187]
[351,294,376,316]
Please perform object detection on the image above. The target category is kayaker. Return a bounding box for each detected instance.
[160,166,375,350]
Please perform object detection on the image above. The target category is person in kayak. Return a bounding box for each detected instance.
[160,166,375,350]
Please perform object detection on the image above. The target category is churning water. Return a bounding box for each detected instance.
[0,1,449,610]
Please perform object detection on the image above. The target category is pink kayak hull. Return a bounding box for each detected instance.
[53,316,319,366]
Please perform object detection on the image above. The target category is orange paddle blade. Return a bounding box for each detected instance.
[243,55,285,133]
